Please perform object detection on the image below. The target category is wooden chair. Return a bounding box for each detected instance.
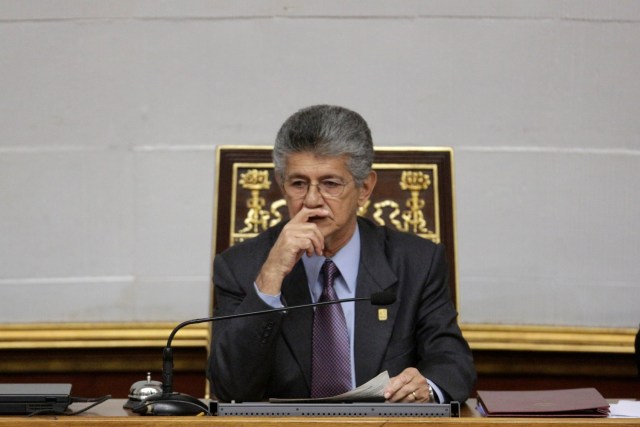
[211,145,459,307]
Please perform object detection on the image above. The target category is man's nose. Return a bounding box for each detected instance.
[303,184,324,207]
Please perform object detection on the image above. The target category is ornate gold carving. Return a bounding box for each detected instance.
[231,166,286,244]
[357,199,370,217]
[231,164,440,245]
[238,169,272,233]
[269,199,287,227]
[372,200,401,227]
[399,170,432,234]
[373,170,434,236]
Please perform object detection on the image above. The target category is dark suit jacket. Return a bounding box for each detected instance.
[208,217,476,402]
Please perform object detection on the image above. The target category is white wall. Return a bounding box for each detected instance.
[1,1,638,327]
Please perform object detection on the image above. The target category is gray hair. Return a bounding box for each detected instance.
[273,105,374,186]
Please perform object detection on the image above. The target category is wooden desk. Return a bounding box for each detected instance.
[0,399,636,426]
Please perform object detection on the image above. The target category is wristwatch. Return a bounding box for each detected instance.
[426,381,436,403]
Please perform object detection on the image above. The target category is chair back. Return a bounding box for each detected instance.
[211,146,459,307]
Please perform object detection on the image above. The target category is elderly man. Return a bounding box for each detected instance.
[208,105,476,403]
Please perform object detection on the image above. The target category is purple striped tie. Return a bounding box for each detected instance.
[311,259,352,398]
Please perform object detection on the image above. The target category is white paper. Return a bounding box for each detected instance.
[269,371,389,403]
[609,400,640,418]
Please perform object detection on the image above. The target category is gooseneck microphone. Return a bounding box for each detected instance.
[132,291,396,416]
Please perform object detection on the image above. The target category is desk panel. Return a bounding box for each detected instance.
[0,400,637,427]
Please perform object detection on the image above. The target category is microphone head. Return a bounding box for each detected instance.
[370,291,396,306]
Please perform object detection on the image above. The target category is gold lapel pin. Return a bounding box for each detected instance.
[378,308,388,321]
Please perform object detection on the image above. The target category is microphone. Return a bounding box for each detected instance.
[132,291,396,416]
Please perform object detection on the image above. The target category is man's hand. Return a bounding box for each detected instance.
[384,367,433,403]
[255,207,329,295]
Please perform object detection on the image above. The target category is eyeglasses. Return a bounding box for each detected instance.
[283,178,351,199]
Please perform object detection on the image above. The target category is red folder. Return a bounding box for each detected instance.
[477,388,609,417]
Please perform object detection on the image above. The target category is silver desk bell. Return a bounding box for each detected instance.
[123,372,162,410]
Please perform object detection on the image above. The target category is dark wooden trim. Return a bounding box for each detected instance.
[0,347,207,399]
[473,349,639,399]
[1,346,637,400]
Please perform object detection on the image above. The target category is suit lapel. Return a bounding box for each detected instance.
[280,262,314,390]
[354,221,399,385]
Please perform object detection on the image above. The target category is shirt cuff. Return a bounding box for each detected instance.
[254,282,284,308]
[426,378,445,403]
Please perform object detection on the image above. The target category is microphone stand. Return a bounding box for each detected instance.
[133,295,389,415]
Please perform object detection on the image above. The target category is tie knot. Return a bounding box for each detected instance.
[322,259,339,287]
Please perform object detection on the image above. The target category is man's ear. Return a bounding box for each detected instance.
[358,170,377,206]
